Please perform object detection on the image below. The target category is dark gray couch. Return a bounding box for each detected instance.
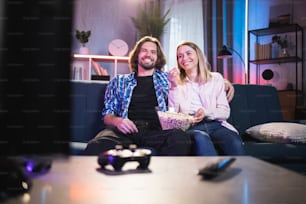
[227,84,306,173]
[70,81,306,173]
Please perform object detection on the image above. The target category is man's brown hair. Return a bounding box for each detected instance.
[128,36,167,72]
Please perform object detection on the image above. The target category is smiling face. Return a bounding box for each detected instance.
[177,45,199,73]
[176,41,212,83]
[129,36,166,73]
[137,41,158,71]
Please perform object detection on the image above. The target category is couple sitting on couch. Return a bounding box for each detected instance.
[84,36,245,156]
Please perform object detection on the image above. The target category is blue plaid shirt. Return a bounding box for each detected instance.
[102,69,169,119]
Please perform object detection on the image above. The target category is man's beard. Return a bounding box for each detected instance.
[140,63,155,70]
[139,57,156,70]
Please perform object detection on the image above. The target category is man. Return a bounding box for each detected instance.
[84,36,192,155]
[84,36,235,156]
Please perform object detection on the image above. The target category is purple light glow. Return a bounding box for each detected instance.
[25,161,35,173]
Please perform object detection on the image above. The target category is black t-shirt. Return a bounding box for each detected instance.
[128,75,160,128]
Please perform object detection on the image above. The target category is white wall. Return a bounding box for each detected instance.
[73,0,204,73]
[72,0,143,77]
[72,0,139,55]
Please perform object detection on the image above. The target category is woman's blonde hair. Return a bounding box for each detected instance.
[176,41,212,84]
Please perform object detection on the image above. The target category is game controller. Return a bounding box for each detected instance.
[98,145,152,171]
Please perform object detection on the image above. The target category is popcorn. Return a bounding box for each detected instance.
[157,111,193,131]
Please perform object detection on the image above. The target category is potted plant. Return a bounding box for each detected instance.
[272,35,289,57]
[75,30,91,54]
[131,4,170,40]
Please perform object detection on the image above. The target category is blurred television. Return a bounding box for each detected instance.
[0,0,73,156]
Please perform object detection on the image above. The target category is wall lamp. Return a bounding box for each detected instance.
[217,45,247,84]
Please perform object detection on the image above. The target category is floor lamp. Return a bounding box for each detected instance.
[217,45,247,84]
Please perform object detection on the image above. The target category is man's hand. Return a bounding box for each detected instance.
[104,115,138,134]
[115,118,138,134]
[224,79,234,102]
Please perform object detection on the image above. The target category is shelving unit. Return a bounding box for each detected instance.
[248,24,304,95]
[72,54,129,81]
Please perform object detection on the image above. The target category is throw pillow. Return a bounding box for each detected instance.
[245,122,306,143]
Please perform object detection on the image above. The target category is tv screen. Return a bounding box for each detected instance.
[0,0,73,156]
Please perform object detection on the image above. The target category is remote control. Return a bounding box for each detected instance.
[198,157,236,179]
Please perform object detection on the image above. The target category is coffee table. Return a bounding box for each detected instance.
[5,156,306,204]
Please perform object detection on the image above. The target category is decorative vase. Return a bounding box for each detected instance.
[280,48,289,57]
[79,47,89,54]
[271,43,279,59]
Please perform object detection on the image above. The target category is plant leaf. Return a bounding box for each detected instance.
[131,4,170,39]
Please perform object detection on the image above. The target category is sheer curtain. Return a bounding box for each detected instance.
[161,0,204,71]
[161,0,246,83]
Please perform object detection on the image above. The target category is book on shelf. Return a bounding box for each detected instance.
[255,43,271,60]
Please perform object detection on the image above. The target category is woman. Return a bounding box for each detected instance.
[168,41,245,156]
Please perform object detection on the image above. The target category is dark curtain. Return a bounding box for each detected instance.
[203,0,245,83]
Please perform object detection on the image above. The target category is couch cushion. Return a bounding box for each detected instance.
[71,81,107,143]
[228,84,283,136]
[244,142,306,163]
[245,122,306,143]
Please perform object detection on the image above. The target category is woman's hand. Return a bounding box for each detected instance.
[192,108,205,125]
[168,67,180,89]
